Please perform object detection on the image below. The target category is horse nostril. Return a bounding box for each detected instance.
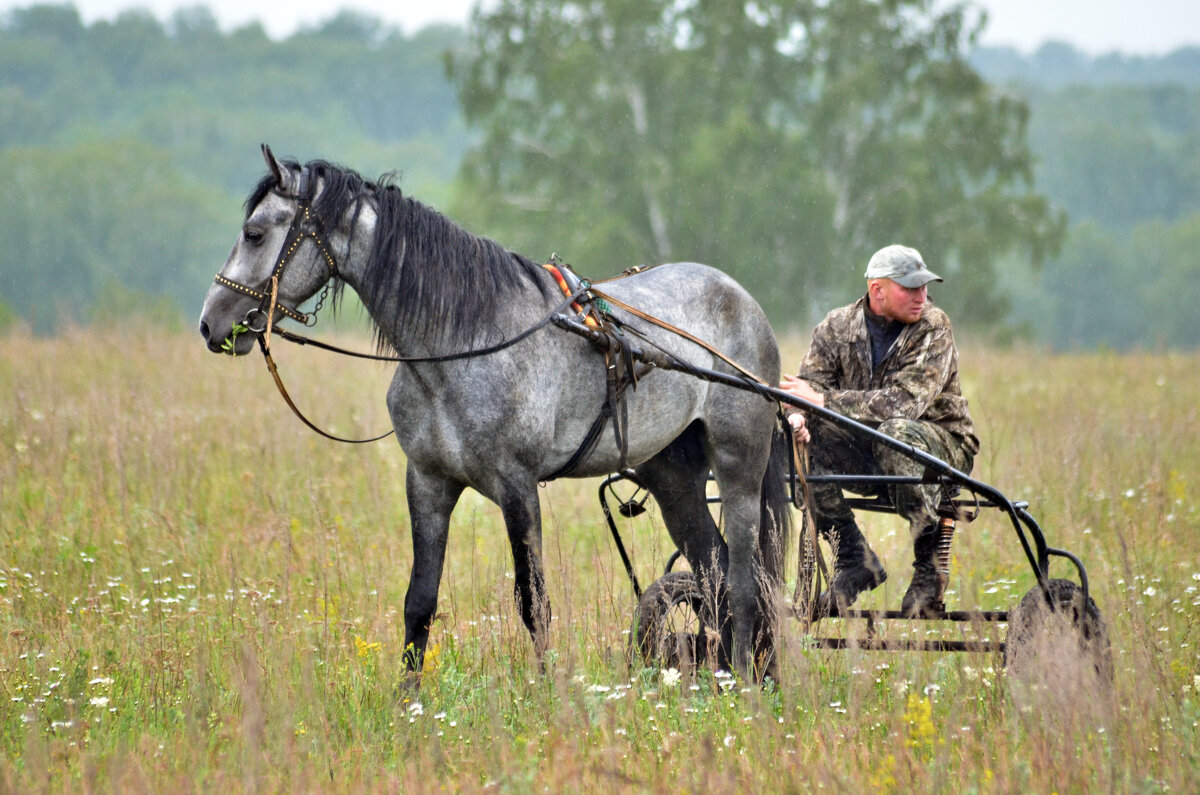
[199,319,227,352]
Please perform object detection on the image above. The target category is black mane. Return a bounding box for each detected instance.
[246,158,551,353]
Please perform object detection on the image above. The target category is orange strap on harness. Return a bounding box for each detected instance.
[543,262,600,328]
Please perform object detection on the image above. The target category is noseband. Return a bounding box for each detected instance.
[212,171,339,331]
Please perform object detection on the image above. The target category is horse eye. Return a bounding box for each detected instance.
[243,227,264,245]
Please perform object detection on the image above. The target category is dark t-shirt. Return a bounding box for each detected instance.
[863,298,903,371]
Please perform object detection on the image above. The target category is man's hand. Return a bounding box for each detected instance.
[786,411,810,445]
[778,374,825,408]
[779,375,824,445]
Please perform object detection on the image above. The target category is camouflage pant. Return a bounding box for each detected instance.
[806,417,975,539]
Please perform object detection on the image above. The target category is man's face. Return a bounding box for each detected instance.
[871,279,928,324]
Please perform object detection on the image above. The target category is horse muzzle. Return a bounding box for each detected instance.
[199,292,262,355]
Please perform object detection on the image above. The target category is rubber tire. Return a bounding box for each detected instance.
[629,571,715,671]
[1005,578,1114,692]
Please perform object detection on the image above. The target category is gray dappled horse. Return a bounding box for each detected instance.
[199,147,791,680]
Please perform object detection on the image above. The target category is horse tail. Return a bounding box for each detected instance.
[752,422,794,679]
[758,422,793,587]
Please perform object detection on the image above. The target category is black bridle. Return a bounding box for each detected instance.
[210,170,394,443]
[212,171,339,332]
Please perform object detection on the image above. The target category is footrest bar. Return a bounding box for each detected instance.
[810,637,1005,653]
[832,608,1009,622]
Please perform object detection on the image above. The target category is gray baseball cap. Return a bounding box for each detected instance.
[864,245,942,288]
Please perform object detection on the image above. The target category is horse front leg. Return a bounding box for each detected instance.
[402,465,464,676]
[499,486,551,663]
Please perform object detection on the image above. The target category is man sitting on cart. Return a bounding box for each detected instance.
[778,244,980,617]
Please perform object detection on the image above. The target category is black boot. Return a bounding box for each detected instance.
[901,526,944,617]
[818,521,887,615]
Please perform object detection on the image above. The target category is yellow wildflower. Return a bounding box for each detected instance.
[903,693,938,761]
[354,634,382,660]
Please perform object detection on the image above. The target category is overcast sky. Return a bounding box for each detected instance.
[2,0,1197,55]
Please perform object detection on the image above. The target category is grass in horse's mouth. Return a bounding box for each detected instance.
[222,322,249,355]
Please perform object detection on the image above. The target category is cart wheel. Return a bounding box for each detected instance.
[629,571,717,671]
[1005,579,1114,696]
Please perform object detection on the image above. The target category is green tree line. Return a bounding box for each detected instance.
[450,0,1067,329]
[0,3,468,332]
[973,46,1200,348]
[0,2,1197,349]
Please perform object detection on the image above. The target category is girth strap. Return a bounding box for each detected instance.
[544,402,611,482]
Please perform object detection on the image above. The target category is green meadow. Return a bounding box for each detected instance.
[2,327,1197,792]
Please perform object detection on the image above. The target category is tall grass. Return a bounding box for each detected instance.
[1,327,1197,792]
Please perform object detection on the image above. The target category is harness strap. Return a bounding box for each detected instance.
[588,286,767,386]
[544,402,612,481]
[605,345,629,472]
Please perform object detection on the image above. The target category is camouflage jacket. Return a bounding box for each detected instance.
[797,296,979,455]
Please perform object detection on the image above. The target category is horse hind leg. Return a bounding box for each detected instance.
[707,424,780,681]
[633,422,732,667]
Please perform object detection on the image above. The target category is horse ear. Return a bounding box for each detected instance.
[261,144,285,187]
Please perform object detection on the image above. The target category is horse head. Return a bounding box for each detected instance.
[199,145,339,355]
